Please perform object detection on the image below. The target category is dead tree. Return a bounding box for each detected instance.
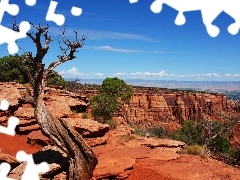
[13,21,98,180]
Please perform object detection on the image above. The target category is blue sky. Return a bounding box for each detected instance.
[1,0,240,81]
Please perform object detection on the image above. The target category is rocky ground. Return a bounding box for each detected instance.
[0,82,240,179]
[1,120,240,180]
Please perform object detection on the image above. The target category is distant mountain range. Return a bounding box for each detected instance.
[65,78,240,91]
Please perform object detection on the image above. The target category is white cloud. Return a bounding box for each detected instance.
[112,73,127,76]
[59,67,85,76]
[129,70,168,77]
[48,28,156,42]
[86,30,157,42]
[87,46,141,53]
[59,68,240,80]
[224,74,240,77]
[93,73,104,77]
[170,73,220,78]
[201,73,220,77]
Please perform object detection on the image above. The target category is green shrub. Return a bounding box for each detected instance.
[134,128,147,137]
[148,126,169,138]
[106,118,117,129]
[0,55,33,84]
[171,120,204,146]
[47,75,66,88]
[179,145,205,156]
[90,94,120,121]
[82,112,89,119]
[209,135,231,154]
[94,117,117,129]
[71,108,78,114]
[90,77,133,123]
[118,134,135,143]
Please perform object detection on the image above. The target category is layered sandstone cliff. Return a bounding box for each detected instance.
[122,88,230,128]
[76,86,240,130]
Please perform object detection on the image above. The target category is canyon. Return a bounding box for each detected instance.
[75,85,240,130]
[1,82,240,179]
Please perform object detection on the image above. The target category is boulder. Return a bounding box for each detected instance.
[140,138,186,149]
[63,118,110,138]
[14,107,35,120]
[93,146,180,179]
[27,130,53,146]
[46,101,72,118]
[93,156,135,179]
[85,137,108,147]
[18,124,40,132]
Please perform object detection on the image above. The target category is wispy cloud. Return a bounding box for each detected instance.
[224,74,240,78]
[87,46,142,53]
[93,73,104,77]
[112,73,127,76]
[170,73,221,78]
[130,71,168,77]
[59,67,86,76]
[58,67,104,77]
[112,71,168,78]
[47,27,157,42]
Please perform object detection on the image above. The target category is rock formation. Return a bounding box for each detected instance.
[116,88,234,130]
[0,82,240,179]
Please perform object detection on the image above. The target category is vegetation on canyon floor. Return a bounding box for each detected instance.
[130,117,240,167]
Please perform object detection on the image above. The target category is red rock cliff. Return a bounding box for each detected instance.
[119,88,229,128]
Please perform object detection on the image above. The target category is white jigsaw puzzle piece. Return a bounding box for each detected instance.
[0,100,19,136]
[129,0,138,4]
[46,0,65,26]
[0,99,9,111]
[0,116,19,136]
[131,0,240,37]
[0,0,31,54]
[0,162,15,180]
[16,151,49,180]
[0,0,19,23]
[71,6,82,16]
[25,0,37,6]
[0,21,31,54]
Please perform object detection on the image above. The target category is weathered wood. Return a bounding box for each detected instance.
[33,65,97,180]
[13,20,97,179]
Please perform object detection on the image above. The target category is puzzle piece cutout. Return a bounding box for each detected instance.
[46,0,82,26]
[0,162,14,180]
[0,99,9,111]
[0,116,19,136]
[0,99,19,136]
[46,0,65,26]
[130,0,240,37]
[0,21,31,54]
[16,151,49,180]
[25,0,37,6]
[0,0,32,54]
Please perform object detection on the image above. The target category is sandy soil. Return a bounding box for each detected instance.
[0,133,42,156]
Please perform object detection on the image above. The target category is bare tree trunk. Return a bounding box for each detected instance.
[13,20,97,179]
[33,66,97,180]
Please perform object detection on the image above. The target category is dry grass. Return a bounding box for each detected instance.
[179,145,205,156]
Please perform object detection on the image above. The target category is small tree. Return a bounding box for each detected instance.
[0,55,31,83]
[90,77,133,122]
[12,21,97,179]
[46,71,67,88]
[172,120,204,146]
